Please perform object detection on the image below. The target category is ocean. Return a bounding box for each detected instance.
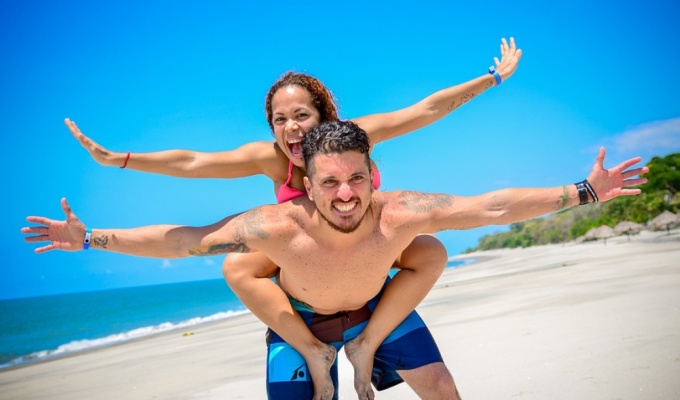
[0,259,472,369]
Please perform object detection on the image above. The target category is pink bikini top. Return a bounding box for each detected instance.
[276,161,382,204]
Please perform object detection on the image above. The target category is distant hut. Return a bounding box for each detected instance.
[582,225,616,245]
[613,221,644,240]
[649,211,680,234]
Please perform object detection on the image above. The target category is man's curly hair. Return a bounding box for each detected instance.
[302,120,370,177]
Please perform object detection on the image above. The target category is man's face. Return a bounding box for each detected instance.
[304,151,373,234]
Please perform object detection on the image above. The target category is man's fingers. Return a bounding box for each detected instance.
[24,235,49,243]
[622,167,648,179]
[61,198,76,220]
[494,57,500,67]
[623,177,648,187]
[616,157,643,173]
[509,36,516,51]
[595,147,606,169]
[35,244,55,254]
[21,226,49,235]
[26,216,52,226]
[620,188,642,196]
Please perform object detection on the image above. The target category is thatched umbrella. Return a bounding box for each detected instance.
[582,225,616,245]
[649,211,680,234]
[614,221,644,240]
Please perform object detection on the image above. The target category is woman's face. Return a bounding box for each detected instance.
[271,85,321,169]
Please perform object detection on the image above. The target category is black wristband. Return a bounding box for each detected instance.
[575,181,589,205]
[583,179,599,203]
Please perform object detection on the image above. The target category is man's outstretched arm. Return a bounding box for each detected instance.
[22,198,273,257]
[406,148,649,232]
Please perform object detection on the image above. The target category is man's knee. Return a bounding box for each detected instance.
[399,362,460,400]
[424,362,455,392]
[222,254,279,288]
[221,255,244,286]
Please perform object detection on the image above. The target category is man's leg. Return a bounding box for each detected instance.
[398,362,461,400]
[266,328,341,400]
[223,253,336,400]
[345,235,447,399]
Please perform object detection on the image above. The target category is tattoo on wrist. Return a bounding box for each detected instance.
[93,235,108,249]
[398,191,454,213]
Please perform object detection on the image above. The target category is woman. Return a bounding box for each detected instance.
[68,38,521,399]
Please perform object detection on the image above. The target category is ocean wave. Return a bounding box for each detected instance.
[0,309,250,369]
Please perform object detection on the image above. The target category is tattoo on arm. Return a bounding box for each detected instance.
[188,208,270,256]
[446,92,478,113]
[398,191,454,213]
[559,186,569,210]
[189,242,250,256]
[93,235,108,249]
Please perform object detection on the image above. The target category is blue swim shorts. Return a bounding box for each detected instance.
[265,278,443,400]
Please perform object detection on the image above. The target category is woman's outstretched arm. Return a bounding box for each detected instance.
[355,37,522,145]
[65,118,284,179]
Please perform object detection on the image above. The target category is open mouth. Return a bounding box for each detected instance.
[287,137,303,158]
[333,201,358,214]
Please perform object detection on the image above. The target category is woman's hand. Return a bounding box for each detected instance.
[494,37,523,81]
[65,118,121,167]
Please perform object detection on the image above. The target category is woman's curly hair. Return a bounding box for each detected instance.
[265,72,339,133]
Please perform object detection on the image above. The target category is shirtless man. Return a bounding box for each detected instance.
[23,120,647,400]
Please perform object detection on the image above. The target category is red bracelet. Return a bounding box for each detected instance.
[121,152,131,169]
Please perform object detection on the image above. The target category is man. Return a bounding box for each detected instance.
[23,121,647,400]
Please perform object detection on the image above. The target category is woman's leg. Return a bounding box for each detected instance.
[223,253,337,400]
[344,235,448,400]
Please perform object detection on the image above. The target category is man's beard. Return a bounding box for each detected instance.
[316,199,368,234]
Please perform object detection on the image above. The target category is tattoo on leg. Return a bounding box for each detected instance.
[93,235,108,249]
[398,191,454,213]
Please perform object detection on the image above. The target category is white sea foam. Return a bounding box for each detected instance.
[0,309,250,369]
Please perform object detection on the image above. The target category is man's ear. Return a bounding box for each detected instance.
[303,177,313,201]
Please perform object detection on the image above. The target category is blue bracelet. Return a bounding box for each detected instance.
[83,227,92,250]
[488,66,502,86]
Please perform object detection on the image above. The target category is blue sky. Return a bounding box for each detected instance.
[3,0,679,300]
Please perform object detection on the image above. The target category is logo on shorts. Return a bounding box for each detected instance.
[290,364,306,381]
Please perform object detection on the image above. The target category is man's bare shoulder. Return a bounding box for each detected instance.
[237,202,305,237]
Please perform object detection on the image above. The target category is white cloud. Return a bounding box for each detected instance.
[162,259,172,269]
[610,117,680,154]
[203,259,215,266]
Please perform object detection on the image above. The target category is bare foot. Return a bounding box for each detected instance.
[307,343,337,400]
[344,336,375,400]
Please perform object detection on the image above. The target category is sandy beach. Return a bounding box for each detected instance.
[2,229,679,399]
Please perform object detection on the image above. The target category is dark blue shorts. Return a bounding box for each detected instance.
[265,278,443,400]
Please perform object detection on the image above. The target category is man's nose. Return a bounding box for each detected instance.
[337,183,353,201]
